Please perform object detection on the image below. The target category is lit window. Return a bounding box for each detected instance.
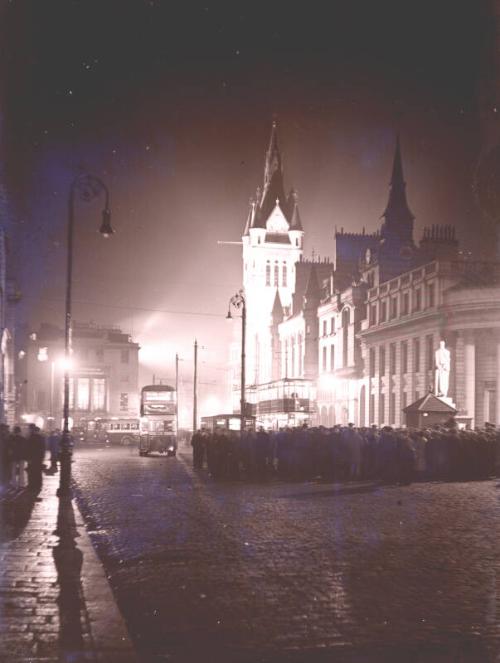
[274,261,279,286]
[77,378,90,410]
[37,347,48,362]
[92,378,106,411]
[266,261,271,286]
[282,262,287,287]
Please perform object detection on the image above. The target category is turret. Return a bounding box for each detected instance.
[288,189,304,249]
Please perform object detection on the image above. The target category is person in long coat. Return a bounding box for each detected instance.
[26,424,45,496]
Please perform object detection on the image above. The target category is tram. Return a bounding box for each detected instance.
[139,384,177,456]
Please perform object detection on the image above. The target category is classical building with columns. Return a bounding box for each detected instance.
[316,139,500,429]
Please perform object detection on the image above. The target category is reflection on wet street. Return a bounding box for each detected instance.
[73,446,500,662]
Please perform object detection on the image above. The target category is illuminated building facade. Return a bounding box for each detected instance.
[242,122,304,387]
[238,127,500,429]
[317,140,500,429]
[19,321,140,429]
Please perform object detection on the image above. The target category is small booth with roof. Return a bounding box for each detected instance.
[403,393,457,429]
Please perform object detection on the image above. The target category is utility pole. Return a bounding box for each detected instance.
[175,353,179,441]
[193,339,198,433]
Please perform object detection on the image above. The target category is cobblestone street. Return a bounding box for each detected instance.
[73,446,500,662]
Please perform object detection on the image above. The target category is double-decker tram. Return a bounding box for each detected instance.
[139,384,177,456]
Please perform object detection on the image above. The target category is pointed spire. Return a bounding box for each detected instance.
[381,135,415,245]
[243,197,255,235]
[289,189,303,231]
[390,134,405,188]
[258,120,288,226]
[304,263,320,307]
[272,288,284,324]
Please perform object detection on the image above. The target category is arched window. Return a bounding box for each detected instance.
[265,261,271,286]
[274,261,279,286]
[282,262,287,287]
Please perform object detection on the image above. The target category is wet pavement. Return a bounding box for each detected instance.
[73,445,500,662]
[0,470,136,662]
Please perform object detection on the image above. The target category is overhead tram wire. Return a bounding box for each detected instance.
[23,295,225,318]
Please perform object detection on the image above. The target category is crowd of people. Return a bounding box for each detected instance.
[0,424,62,498]
[191,422,500,484]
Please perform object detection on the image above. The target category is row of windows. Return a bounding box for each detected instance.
[368,335,435,378]
[38,346,130,364]
[266,261,288,287]
[35,377,107,412]
[369,282,435,326]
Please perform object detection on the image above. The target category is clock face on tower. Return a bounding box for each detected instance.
[475,146,500,223]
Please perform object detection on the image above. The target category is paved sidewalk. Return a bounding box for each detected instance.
[0,471,137,662]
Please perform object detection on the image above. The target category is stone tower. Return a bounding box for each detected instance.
[242,122,304,385]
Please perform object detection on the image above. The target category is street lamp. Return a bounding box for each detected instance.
[58,172,113,497]
[226,289,246,434]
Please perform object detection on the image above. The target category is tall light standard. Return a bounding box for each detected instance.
[58,172,114,497]
[226,290,246,434]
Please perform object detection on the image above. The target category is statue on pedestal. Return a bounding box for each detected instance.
[435,340,451,398]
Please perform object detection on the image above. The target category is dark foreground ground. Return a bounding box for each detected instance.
[73,446,500,663]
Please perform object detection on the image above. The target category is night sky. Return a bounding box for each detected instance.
[0,1,495,417]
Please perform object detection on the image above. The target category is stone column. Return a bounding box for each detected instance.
[464,333,476,427]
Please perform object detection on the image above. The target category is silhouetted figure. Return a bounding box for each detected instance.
[9,426,27,488]
[0,424,11,490]
[47,429,61,473]
[255,427,270,481]
[191,430,205,469]
[26,424,45,497]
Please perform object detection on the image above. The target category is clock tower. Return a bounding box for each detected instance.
[242,123,304,386]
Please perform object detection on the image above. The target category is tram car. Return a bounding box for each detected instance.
[139,384,177,456]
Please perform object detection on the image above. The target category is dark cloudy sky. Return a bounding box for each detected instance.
[0,0,495,413]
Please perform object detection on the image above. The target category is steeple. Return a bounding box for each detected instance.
[243,198,256,236]
[272,288,284,324]
[258,121,288,226]
[380,135,415,245]
[303,263,320,308]
[289,189,303,231]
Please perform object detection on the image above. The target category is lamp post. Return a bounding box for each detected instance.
[58,172,113,497]
[226,290,246,434]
